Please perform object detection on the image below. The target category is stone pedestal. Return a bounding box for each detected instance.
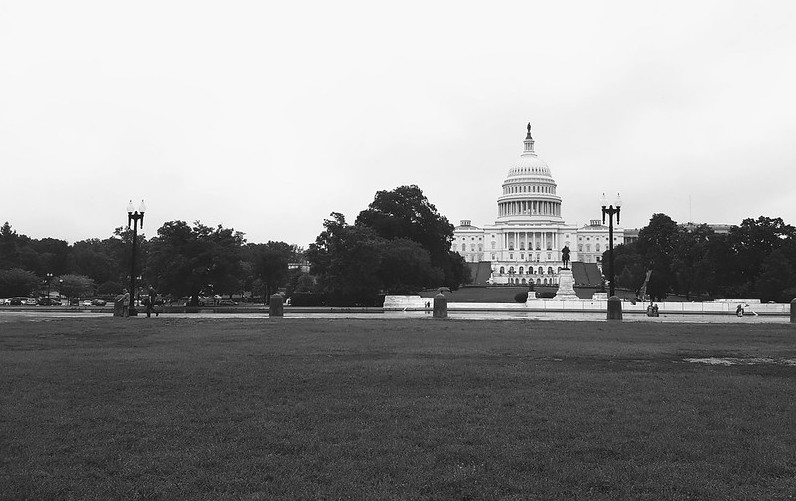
[269,294,284,317]
[791,298,796,324]
[554,269,578,300]
[433,293,448,318]
[607,296,623,320]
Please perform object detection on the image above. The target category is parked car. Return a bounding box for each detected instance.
[218,299,238,306]
[37,298,62,306]
[91,299,107,306]
[25,298,37,305]
[9,297,23,305]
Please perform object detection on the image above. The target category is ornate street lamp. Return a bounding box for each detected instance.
[127,200,146,316]
[601,193,622,320]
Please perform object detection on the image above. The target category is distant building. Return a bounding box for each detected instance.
[623,228,639,245]
[288,261,311,273]
[453,124,624,285]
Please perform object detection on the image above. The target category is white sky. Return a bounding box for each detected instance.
[2,1,795,247]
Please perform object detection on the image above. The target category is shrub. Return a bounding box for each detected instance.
[514,292,528,303]
[289,293,326,307]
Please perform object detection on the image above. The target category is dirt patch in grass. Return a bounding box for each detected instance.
[1,318,795,499]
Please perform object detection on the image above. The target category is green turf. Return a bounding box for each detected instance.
[1,318,795,500]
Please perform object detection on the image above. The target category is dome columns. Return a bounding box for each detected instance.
[498,200,561,218]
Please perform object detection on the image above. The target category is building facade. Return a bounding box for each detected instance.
[453,124,624,285]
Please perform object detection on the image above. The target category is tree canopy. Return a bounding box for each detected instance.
[355,185,468,290]
[305,186,471,306]
[0,268,40,297]
[606,214,796,302]
[146,221,246,305]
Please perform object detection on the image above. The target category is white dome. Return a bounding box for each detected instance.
[496,124,563,223]
[506,153,552,178]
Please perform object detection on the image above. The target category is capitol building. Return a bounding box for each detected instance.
[453,124,624,286]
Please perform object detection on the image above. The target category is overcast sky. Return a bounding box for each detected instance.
[2,1,795,248]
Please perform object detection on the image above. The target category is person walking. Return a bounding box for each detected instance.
[145,287,159,318]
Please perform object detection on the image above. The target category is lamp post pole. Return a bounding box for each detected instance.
[127,200,146,316]
[601,193,622,320]
[45,272,53,300]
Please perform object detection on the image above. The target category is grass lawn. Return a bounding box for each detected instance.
[1,318,795,500]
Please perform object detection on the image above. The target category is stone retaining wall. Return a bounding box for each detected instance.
[382,295,790,315]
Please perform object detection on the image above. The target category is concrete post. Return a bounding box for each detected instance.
[791,298,796,324]
[433,293,447,318]
[269,294,284,317]
[113,298,123,317]
[607,296,622,321]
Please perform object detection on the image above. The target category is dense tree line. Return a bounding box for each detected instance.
[606,214,796,302]
[0,185,467,305]
[0,220,302,303]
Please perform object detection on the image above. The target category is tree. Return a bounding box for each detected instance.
[69,238,121,286]
[757,249,794,303]
[605,242,645,292]
[246,241,295,301]
[286,272,316,296]
[377,238,442,294]
[355,185,469,289]
[146,221,245,305]
[56,274,96,300]
[97,280,123,296]
[727,216,796,294]
[31,238,70,276]
[0,268,40,297]
[306,213,386,306]
[0,222,20,270]
[637,214,680,300]
[671,224,716,300]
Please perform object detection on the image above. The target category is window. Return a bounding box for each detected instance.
[548,266,553,274]
[461,243,466,252]
[470,244,475,251]
[578,245,583,252]
[491,242,496,250]
[519,266,524,275]
[499,266,505,274]
[509,266,515,273]
[596,244,600,252]
[538,266,544,275]
[586,245,591,252]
